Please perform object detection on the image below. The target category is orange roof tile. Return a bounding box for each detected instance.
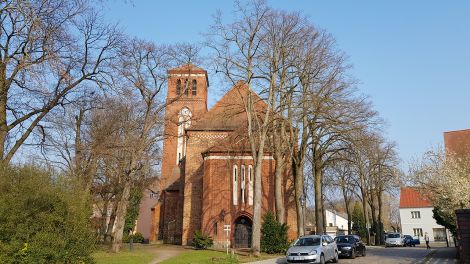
[399,187,432,208]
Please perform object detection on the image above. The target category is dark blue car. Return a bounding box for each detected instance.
[403,235,420,247]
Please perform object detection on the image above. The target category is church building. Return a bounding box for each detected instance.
[136,63,298,248]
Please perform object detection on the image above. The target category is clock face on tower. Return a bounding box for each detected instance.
[176,107,192,164]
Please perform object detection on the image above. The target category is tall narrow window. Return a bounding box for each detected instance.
[176,108,191,164]
[176,79,181,95]
[233,165,238,205]
[184,79,189,96]
[213,222,218,236]
[192,80,197,96]
[248,165,253,205]
[241,165,246,204]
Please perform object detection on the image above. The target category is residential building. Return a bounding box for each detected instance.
[399,187,449,242]
[325,209,349,238]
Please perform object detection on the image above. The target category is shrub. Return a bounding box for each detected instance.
[0,166,96,263]
[261,211,289,254]
[123,232,145,243]
[192,230,213,249]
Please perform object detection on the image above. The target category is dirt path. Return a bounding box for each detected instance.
[148,245,185,264]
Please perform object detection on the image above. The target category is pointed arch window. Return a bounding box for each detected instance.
[233,165,238,205]
[192,80,197,96]
[248,165,253,205]
[176,79,181,95]
[241,165,246,204]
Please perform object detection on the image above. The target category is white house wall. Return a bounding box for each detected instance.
[399,207,446,242]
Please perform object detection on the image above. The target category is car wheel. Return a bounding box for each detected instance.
[350,248,356,259]
[332,251,338,263]
[320,254,325,264]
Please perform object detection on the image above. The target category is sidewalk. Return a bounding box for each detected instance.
[419,247,458,264]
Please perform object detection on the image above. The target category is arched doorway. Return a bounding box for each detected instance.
[234,215,252,248]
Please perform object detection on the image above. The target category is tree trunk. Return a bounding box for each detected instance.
[274,154,285,223]
[342,184,352,234]
[293,159,305,236]
[100,199,110,242]
[314,164,324,234]
[360,189,370,245]
[111,180,132,252]
[251,153,264,256]
[377,190,384,245]
[105,199,118,243]
[0,80,7,163]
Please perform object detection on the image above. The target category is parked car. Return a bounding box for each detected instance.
[334,235,366,259]
[385,233,404,247]
[286,235,338,264]
[403,235,420,247]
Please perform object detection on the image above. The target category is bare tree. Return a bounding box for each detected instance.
[207,0,273,255]
[0,0,121,165]
[324,160,356,233]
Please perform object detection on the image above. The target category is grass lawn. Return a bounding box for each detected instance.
[93,244,158,264]
[159,249,238,264]
[160,249,282,264]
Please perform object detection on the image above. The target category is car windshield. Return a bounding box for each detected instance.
[387,234,400,238]
[335,236,354,243]
[294,237,321,246]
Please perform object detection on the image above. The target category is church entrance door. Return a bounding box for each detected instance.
[234,215,252,248]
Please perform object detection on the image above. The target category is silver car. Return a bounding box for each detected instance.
[286,235,339,264]
[385,233,404,247]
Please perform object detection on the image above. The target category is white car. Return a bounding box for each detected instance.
[385,233,404,247]
[286,235,338,264]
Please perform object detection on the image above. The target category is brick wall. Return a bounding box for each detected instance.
[456,209,470,262]
[200,152,298,247]
[182,131,230,245]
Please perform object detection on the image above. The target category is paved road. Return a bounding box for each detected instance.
[247,246,457,264]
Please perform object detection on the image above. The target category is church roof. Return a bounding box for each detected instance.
[187,81,267,131]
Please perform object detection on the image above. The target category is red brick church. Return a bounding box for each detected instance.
[136,63,297,247]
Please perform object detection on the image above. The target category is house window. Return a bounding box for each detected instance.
[192,80,197,96]
[411,211,421,219]
[213,222,218,236]
[248,165,253,205]
[413,228,423,237]
[233,165,238,205]
[241,165,246,204]
[433,228,446,241]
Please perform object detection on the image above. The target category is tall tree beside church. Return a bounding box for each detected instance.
[207,0,272,255]
[0,0,121,165]
[105,39,174,252]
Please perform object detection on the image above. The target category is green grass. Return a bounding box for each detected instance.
[93,245,157,264]
[159,250,238,264]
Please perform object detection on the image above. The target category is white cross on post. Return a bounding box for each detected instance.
[224,224,231,255]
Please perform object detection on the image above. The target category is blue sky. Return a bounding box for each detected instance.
[103,0,470,168]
